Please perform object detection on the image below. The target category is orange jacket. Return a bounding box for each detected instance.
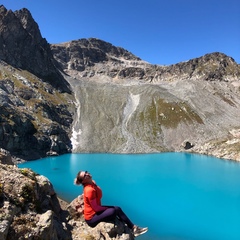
[83,183,103,220]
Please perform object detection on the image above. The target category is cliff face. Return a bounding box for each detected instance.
[0,5,74,160]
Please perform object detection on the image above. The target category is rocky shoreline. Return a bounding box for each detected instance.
[0,149,135,240]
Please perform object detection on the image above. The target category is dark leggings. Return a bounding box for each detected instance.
[85,206,134,229]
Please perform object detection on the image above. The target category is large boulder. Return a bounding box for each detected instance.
[0,163,71,240]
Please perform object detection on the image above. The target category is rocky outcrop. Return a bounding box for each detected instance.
[51,38,150,83]
[51,38,142,72]
[0,163,71,240]
[0,148,14,165]
[69,218,133,240]
[162,52,240,82]
[0,61,74,160]
[51,39,240,84]
[0,163,134,240]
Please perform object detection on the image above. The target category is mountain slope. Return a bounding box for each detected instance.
[51,38,240,161]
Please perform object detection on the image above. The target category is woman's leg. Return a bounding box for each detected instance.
[85,207,116,227]
[86,206,134,229]
[110,206,148,237]
[112,206,134,229]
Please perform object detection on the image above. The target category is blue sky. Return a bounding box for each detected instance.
[1,0,240,65]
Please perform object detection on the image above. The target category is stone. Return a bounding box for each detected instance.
[0,220,9,240]
[0,148,14,165]
[184,141,194,150]
[67,194,84,220]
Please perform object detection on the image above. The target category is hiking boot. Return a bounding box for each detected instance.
[132,225,148,237]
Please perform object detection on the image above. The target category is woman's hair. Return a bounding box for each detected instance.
[74,171,82,185]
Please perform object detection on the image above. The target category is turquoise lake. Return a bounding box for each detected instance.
[18,152,240,240]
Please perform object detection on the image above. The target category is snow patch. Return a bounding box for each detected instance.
[123,92,140,126]
[70,96,82,151]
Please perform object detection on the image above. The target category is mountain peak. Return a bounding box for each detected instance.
[14,7,42,40]
[0,5,70,92]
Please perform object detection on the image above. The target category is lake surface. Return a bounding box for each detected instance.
[18,153,240,240]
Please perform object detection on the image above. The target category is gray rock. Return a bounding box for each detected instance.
[0,61,73,161]
[0,163,72,240]
[0,148,14,165]
[0,220,9,240]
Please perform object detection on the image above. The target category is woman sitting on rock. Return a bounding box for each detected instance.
[74,170,148,237]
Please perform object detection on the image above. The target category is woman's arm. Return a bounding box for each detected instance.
[89,198,108,212]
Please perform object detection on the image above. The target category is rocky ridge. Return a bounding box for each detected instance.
[0,153,70,240]
[0,59,74,160]
[52,38,240,84]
